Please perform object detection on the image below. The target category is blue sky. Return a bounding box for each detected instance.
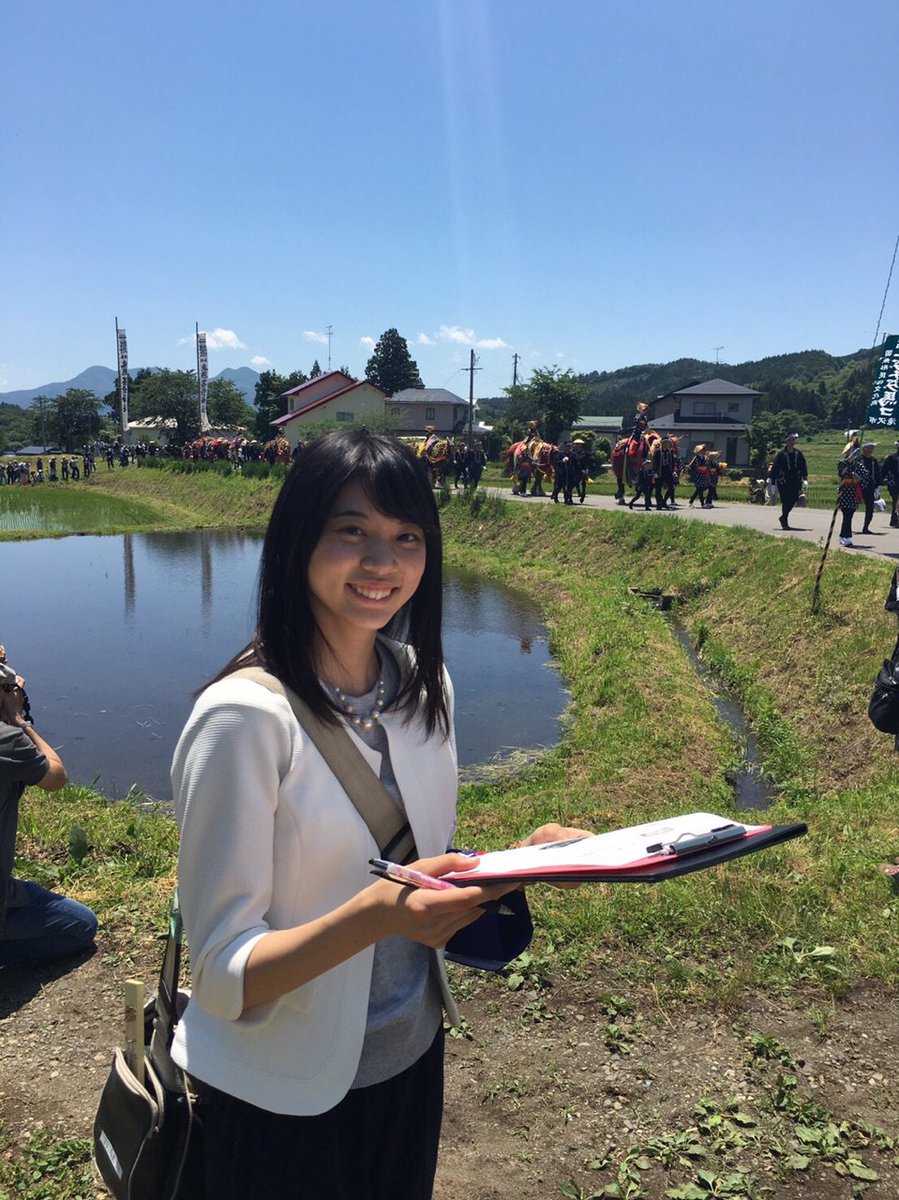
[2,0,897,401]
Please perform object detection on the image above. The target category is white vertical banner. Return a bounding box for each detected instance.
[197,328,209,430]
[117,325,129,433]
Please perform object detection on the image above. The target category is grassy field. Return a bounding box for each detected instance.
[5,473,899,1198]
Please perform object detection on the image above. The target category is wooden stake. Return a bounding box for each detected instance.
[124,979,145,1087]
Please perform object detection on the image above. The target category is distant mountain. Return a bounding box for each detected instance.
[0,365,261,407]
[1,366,118,407]
[213,367,261,402]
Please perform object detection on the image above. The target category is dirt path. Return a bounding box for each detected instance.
[2,937,897,1199]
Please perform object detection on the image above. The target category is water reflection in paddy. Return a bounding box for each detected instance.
[2,531,567,802]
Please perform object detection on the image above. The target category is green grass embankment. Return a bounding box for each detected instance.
[0,460,281,538]
[10,474,899,1002]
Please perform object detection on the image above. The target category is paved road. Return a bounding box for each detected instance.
[492,488,899,564]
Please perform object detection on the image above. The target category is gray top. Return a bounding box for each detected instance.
[0,722,47,932]
[322,648,443,1089]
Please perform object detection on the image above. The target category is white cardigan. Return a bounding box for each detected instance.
[170,650,460,1115]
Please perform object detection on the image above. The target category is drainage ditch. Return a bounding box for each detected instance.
[629,588,774,810]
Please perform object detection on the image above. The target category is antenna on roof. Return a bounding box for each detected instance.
[326,325,333,372]
[713,346,724,365]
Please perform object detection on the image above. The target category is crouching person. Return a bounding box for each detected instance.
[0,649,97,967]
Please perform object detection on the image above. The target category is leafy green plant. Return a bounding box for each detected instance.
[0,1129,93,1200]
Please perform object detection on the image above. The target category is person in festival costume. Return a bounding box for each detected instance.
[422,425,440,456]
[855,440,882,534]
[705,452,724,508]
[664,436,682,507]
[628,403,649,443]
[836,438,863,547]
[627,455,655,510]
[571,438,594,504]
[880,439,899,528]
[768,432,808,530]
[170,430,587,1200]
[514,450,534,496]
[651,434,677,510]
[685,444,710,507]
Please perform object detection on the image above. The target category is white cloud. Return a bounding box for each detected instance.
[417,332,435,346]
[360,336,376,350]
[205,328,248,351]
[304,330,329,345]
[437,324,509,351]
[250,355,270,367]
[181,328,248,350]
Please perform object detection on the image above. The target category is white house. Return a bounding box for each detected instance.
[271,372,387,436]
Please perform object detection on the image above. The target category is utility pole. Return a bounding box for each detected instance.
[512,352,520,387]
[714,346,724,365]
[467,349,481,449]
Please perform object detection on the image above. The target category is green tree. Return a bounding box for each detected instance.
[746,411,790,468]
[105,367,155,429]
[253,369,308,438]
[504,366,586,445]
[310,360,322,378]
[33,388,104,451]
[364,328,423,396]
[27,394,53,448]
[207,378,253,428]
[130,369,202,446]
[0,400,36,452]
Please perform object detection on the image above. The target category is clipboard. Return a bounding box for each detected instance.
[445,817,808,886]
[554,823,808,883]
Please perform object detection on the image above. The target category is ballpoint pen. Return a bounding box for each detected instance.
[645,823,746,857]
[369,859,514,915]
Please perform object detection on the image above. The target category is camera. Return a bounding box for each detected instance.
[0,662,32,724]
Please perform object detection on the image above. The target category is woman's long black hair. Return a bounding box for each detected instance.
[216,429,449,737]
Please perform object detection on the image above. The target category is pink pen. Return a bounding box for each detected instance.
[369,859,456,891]
[368,858,513,915]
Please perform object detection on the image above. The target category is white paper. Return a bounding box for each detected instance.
[447,812,770,878]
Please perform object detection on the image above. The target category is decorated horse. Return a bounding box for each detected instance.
[504,435,557,496]
[416,431,455,486]
[611,434,652,503]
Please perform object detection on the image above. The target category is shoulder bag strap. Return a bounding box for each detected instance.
[232,666,417,864]
[153,888,183,1052]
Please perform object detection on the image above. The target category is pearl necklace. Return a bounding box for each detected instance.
[330,676,387,731]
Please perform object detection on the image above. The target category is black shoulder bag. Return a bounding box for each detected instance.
[93,891,205,1200]
[868,631,899,736]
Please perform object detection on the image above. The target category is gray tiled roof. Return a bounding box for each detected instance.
[390,388,466,405]
[670,378,760,397]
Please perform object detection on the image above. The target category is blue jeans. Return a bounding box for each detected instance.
[0,879,97,967]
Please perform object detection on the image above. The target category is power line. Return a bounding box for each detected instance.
[872,233,899,348]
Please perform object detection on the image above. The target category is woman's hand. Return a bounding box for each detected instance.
[508,823,592,850]
[367,853,517,948]
[508,823,594,889]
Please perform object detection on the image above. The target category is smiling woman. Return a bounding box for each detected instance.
[166,429,581,1200]
[307,480,427,695]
